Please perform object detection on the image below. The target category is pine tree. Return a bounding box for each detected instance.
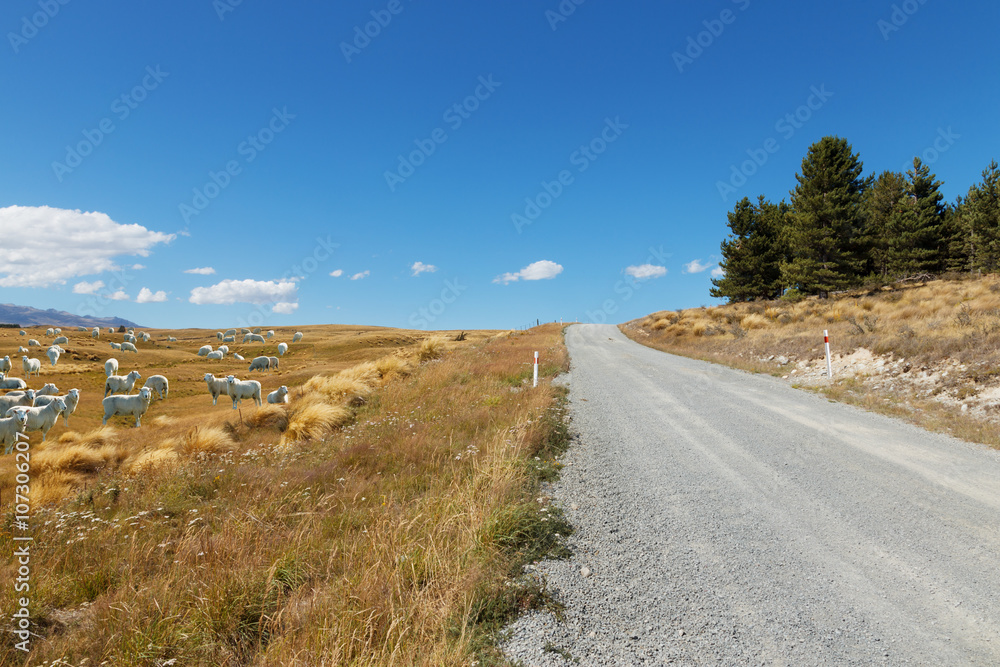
[710,196,787,302]
[782,136,869,296]
[965,161,1000,272]
[862,170,907,278]
[887,157,946,275]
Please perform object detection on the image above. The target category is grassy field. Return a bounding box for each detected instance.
[1,323,571,665]
[622,274,1000,450]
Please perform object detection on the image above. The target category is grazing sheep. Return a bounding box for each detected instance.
[218,345,229,355]
[0,356,11,376]
[121,342,138,353]
[18,346,27,354]
[46,346,60,366]
[140,332,151,342]
[143,375,169,400]
[8,398,66,441]
[34,388,80,426]
[292,332,303,343]
[248,356,270,372]
[53,336,69,345]
[105,358,119,377]
[54,328,62,335]
[77,326,88,332]
[277,342,288,356]
[45,328,55,337]
[233,353,245,361]
[242,333,266,344]
[110,342,122,350]
[206,350,224,360]
[266,386,289,404]
[102,387,152,427]
[167,336,178,342]
[35,383,59,397]
[197,345,213,357]
[225,375,261,410]
[222,335,235,343]
[267,356,279,371]
[203,373,229,405]
[21,356,41,379]
[266,330,275,339]
[0,378,28,390]
[19,330,25,336]
[123,333,137,344]
[216,332,224,341]
[1,410,29,455]
[252,327,261,334]
[28,339,40,347]
[104,370,142,397]
[0,391,36,416]
[92,327,100,339]
[225,329,237,337]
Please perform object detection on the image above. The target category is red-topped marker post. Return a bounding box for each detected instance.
[824,330,833,379]
[533,351,539,388]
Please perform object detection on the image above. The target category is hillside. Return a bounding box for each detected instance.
[0,302,142,329]
[622,275,1000,449]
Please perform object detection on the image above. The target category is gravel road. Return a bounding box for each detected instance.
[502,323,1000,665]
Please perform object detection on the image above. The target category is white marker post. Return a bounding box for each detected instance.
[533,351,539,387]
[824,329,833,379]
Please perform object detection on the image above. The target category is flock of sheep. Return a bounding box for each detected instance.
[0,326,301,454]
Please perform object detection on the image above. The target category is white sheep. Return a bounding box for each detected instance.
[107,327,114,334]
[106,358,119,377]
[225,329,237,337]
[1,410,29,455]
[21,356,41,378]
[277,342,288,356]
[218,345,230,355]
[77,326,88,332]
[197,345,213,357]
[267,356,279,371]
[266,385,289,404]
[248,356,270,372]
[105,370,142,397]
[0,378,27,390]
[121,342,138,353]
[206,350,224,360]
[53,336,68,345]
[34,388,80,426]
[216,332,224,341]
[35,383,59,397]
[54,328,61,335]
[102,387,152,427]
[266,330,275,339]
[252,327,261,334]
[46,346,60,366]
[222,335,235,343]
[233,353,245,361]
[204,373,229,405]
[110,342,122,350]
[143,375,169,400]
[9,398,66,441]
[123,333,137,344]
[240,328,250,334]
[140,332,151,342]
[0,356,11,376]
[292,332,303,343]
[0,390,36,416]
[45,327,55,337]
[17,346,27,354]
[167,336,177,342]
[92,327,100,339]
[225,375,261,410]
[242,333,266,344]
[19,330,25,336]
[27,339,40,347]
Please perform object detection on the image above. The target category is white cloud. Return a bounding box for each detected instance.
[109,290,129,301]
[135,287,168,303]
[329,269,343,278]
[350,271,370,281]
[683,259,711,274]
[184,267,216,275]
[0,206,174,288]
[272,302,299,315]
[711,265,724,278]
[131,264,146,270]
[494,260,564,285]
[625,264,667,280]
[72,280,104,294]
[189,279,298,306]
[411,261,437,277]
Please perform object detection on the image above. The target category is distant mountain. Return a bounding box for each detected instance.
[0,303,143,329]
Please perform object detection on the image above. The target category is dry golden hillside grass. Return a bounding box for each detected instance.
[624,275,1000,449]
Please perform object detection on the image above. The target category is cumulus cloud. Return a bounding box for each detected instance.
[272,302,299,315]
[494,260,564,285]
[0,206,174,288]
[683,259,711,274]
[189,279,298,307]
[131,264,146,270]
[109,290,130,301]
[625,264,667,280]
[135,287,168,303]
[411,261,437,277]
[184,267,215,275]
[350,271,370,281]
[72,280,104,295]
[329,269,343,278]
[711,265,724,278]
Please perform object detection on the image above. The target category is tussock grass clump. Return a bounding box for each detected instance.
[172,425,238,455]
[418,337,447,361]
[741,313,768,330]
[281,402,352,444]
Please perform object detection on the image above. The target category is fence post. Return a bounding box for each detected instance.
[824,329,833,379]
[533,351,539,388]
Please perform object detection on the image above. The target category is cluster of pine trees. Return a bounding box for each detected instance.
[710,136,1000,302]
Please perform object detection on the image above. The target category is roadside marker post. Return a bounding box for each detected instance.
[824,329,833,379]
[533,351,539,388]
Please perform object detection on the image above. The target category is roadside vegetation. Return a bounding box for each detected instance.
[1,324,571,665]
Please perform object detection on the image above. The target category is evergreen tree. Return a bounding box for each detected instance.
[888,157,946,275]
[710,195,787,302]
[861,170,907,278]
[940,196,970,273]
[782,136,869,296]
[965,161,1000,272]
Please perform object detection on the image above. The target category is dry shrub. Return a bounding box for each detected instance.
[244,403,290,431]
[692,321,708,337]
[741,314,768,330]
[32,443,125,476]
[375,354,414,378]
[651,318,670,331]
[173,426,237,456]
[282,403,352,444]
[300,374,370,403]
[418,337,447,362]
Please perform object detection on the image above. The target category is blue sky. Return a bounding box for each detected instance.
[1,1,998,330]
